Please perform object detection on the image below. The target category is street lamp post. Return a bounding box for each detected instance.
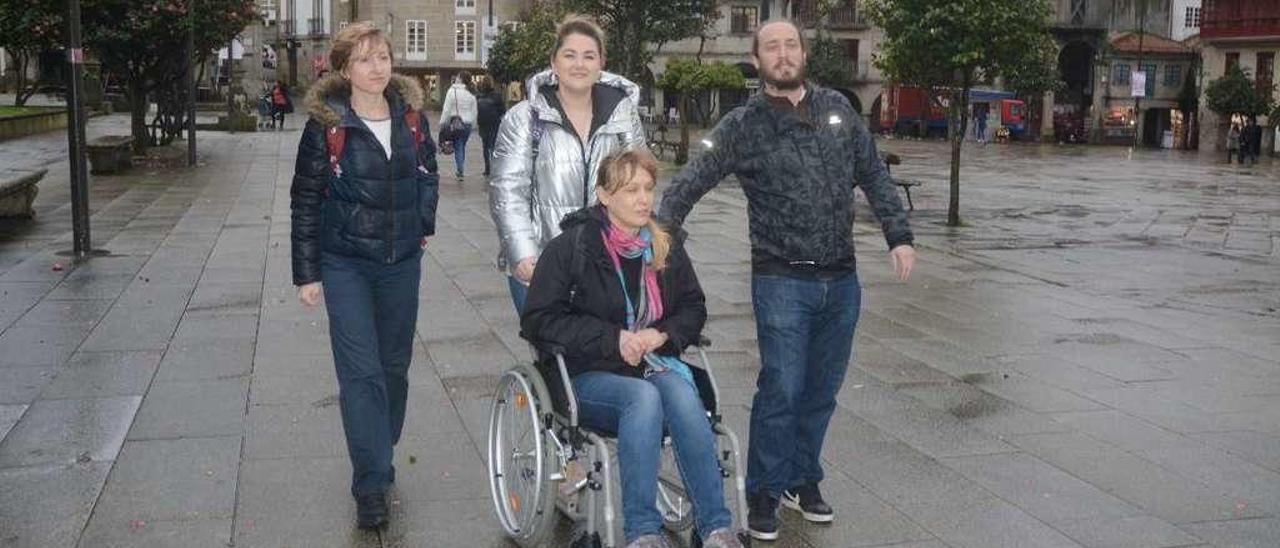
[65,0,91,257]
[227,36,236,133]
[187,0,197,166]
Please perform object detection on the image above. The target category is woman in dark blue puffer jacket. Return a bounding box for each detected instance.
[289,21,439,531]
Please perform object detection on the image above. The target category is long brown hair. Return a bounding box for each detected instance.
[596,147,671,271]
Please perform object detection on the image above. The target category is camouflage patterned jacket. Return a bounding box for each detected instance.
[659,84,913,274]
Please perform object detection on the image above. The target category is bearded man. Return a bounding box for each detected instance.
[658,19,916,542]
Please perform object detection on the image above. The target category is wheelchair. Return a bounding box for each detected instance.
[487,336,750,547]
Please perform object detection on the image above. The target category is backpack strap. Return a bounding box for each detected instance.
[324,125,346,180]
[404,108,429,173]
[566,222,587,304]
[529,107,544,159]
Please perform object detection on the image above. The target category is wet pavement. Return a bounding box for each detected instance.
[0,111,1278,548]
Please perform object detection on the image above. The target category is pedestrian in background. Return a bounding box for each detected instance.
[270,80,293,130]
[1243,118,1263,165]
[659,19,915,542]
[488,14,646,313]
[440,72,478,179]
[1226,123,1241,164]
[289,21,439,531]
[475,76,507,177]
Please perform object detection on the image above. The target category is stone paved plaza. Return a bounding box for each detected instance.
[1,112,1278,547]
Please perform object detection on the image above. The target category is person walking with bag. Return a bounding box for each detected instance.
[290,21,439,531]
[489,14,646,313]
[440,72,478,179]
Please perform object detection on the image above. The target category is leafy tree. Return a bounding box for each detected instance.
[806,33,854,89]
[867,0,1056,227]
[0,1,63,106]
[656,58,744,163]
[563,0,718,83]
[1204,65,1273,119]
[486,3,563,87]
[83,0,255,153]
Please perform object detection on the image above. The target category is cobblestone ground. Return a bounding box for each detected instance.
[0,111,1277,547]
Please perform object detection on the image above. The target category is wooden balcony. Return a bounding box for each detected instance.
[1201,0,1280,39]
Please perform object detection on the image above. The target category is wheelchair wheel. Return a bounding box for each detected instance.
[488,363,559,547]
[657,439,695,532]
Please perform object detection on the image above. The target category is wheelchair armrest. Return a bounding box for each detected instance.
[518,331,568,357]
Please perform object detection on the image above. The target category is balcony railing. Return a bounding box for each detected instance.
[1201,0,1280,39]
[791,0,867,29]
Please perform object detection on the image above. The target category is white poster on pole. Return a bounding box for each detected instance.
[1131,71,1146,97]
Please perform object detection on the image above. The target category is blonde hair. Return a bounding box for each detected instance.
[329,21,394,74]
[597,148,671,271]
[554,14,607,60]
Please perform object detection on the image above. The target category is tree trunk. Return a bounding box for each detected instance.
[947,88,970,227]
[128,78,150,154]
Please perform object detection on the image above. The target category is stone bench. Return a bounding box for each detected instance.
[0,168,46,219]
[87,135,134,174]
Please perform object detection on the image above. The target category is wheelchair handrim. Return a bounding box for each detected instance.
[487,370,549,540]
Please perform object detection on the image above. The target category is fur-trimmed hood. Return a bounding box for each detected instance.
[304,73,426,127]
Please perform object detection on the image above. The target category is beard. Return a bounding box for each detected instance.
[762,60,805,91]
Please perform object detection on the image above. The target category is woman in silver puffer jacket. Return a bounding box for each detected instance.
[488,15,646,311]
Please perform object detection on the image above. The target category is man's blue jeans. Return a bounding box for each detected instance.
[321,251,422,497]
[573,370,733,542]
[746,272,861,497]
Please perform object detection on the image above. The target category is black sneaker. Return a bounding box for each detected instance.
[781,483,833,523]
[747,490,779,541]
[355,492,389,530]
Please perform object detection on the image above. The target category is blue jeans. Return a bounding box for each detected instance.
[321,251,422,497]
[452,124,472,174]
[573,370,733,542]
[747,272,861,497]
[507,275,528,314]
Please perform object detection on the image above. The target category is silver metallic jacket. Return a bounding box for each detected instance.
[488,69,645,272]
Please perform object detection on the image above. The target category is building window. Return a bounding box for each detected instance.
[1184,6,1201,28]
[406,20,427,61]
[1165,64,1182,88]
[456,0,476,15]
[1258,52,1275,94]
[1070,0,1087,25]
[1140,62,1157,97]
[456,20,476,60]
[1225,52,1239,74]
[1113,63,1130,86]
[842,39,860,74]
[730,6,759,34]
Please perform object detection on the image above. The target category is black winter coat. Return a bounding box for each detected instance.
[521,207,707,378]
[290,75,440,285]
[660,83,913,272]
[476,91,507,139]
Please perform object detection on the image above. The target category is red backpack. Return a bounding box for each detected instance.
[324,109,430,178]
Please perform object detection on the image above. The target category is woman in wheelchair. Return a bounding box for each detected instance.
[521,148,744,548]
